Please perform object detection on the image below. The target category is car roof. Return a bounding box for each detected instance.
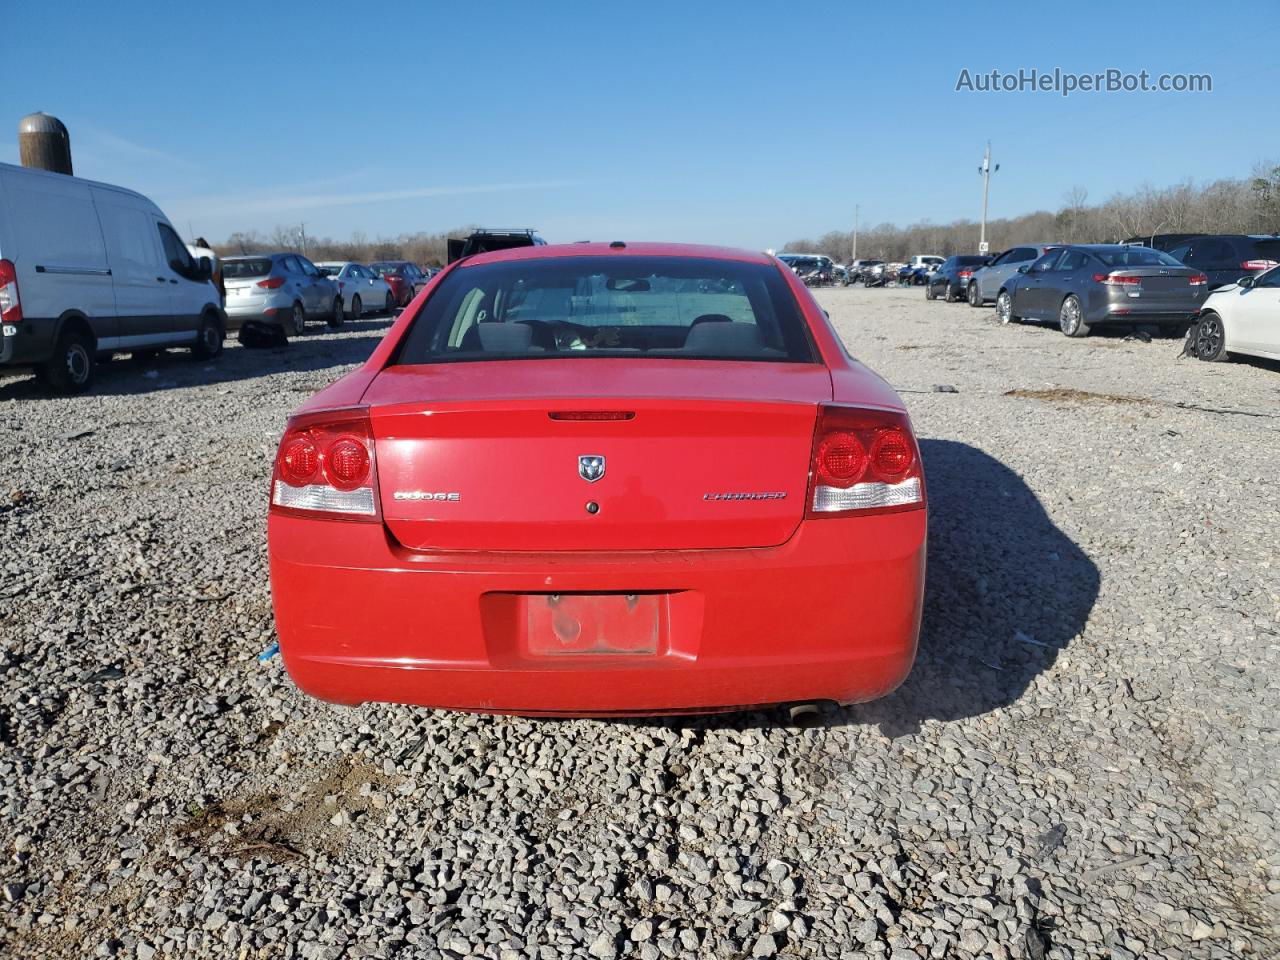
[459,242,776,268]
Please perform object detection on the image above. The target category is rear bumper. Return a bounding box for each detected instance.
[1092,309,1200,326]
[225,294,292,331]
[268,512,926,715]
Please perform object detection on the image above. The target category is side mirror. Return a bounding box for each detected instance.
[1238,275,1255,289]
[1016,265,1030,274]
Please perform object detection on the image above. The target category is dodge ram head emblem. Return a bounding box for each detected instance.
[578,455,606,483]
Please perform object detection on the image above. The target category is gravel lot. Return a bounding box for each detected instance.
[2,288,1278,960]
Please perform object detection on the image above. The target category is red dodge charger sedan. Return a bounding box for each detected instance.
[267,243,926,716]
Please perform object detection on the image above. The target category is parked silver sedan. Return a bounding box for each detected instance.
[967,244,1060,306]
[998,244,1209,337]
[223,253,343,335]
[316,262,396,320]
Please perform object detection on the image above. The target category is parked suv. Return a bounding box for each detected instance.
[446,228,546,263]
[968,244,1060,306]
[1165,235,1280,290]
[0,162,225,392]
[223,253,343,336]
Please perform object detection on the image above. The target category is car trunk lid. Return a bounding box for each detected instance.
[364,359,832,552]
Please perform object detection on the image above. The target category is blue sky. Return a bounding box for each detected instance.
[3,1,1275,250]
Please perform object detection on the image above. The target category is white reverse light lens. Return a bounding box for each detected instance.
[273,481,375,516]
[812,476,922,513]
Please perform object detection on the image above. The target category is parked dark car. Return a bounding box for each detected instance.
[997,244,1208,337]
[370,261,431,307]
[1121,233,1205,254]
[447,229,546,264]
[925,256,991,302]
[1165,235,1280,290]
[968,244,1060,306]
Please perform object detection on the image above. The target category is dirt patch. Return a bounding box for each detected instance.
[178,757,398,861]
[1004,388,1151,406]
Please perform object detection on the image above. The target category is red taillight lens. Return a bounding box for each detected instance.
[280,436,320,485]
[0,259,23,327]
[257,276,286,289]
[958,270,973,279]
[1093,273,1141,285]
[815,432,867,487]
[807,406,924,517]
[1188,273,1208,286]
[271,408,380,520]
[870,429,914,482]
[324,437,371,490]
[1242,259,1279,271]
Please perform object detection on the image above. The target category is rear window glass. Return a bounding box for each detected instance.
[953,256,989,266]
[372,263,404,276]
[1095,248,1181,267]
[1249,239,1280,258]
[394,256,815,364]
[317,265,341,276]
[223,258,272,278]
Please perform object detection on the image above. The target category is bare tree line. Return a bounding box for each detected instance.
[212,225,480,266]
[784,162,1280,263]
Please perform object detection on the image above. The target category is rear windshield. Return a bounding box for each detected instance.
[1095,248,1181,267]
[394,256,815,364]
[317,265,341,276]
[222,258,273,279]
[371,263,404,276]
[953,256,989,266]
[1248,238,1280,258]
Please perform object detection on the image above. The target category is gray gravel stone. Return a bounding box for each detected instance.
[1,292,1277,959]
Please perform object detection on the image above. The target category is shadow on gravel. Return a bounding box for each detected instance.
[625,439,1099,736]
[0,319,392,401]
[849,439,1099,736]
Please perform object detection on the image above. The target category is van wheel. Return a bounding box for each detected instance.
[291,302,306,335]
[192,312,224,359]
[38,325,95,394]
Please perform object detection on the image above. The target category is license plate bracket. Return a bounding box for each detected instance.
[523,593,664,657]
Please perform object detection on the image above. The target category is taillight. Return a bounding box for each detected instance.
[270,408,380,521]
[1093,273,1141,285]
[807,405,924,517]
[0,259,23,329]
[958,270,973,279]
[257,276,286,289]
[1188,273,1208,286]
[1242,259,1279,271]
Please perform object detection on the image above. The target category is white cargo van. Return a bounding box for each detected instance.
[0,162,225,393]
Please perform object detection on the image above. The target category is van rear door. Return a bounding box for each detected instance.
[3,167,116,345]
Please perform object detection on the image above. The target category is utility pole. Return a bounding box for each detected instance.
[852,205,859,262]
[298,222,308,255]
[978,142,999,254]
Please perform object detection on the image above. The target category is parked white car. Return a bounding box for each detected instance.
[0,162,225,392]
[1191,265,1280,363]
[315,262,396,320]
